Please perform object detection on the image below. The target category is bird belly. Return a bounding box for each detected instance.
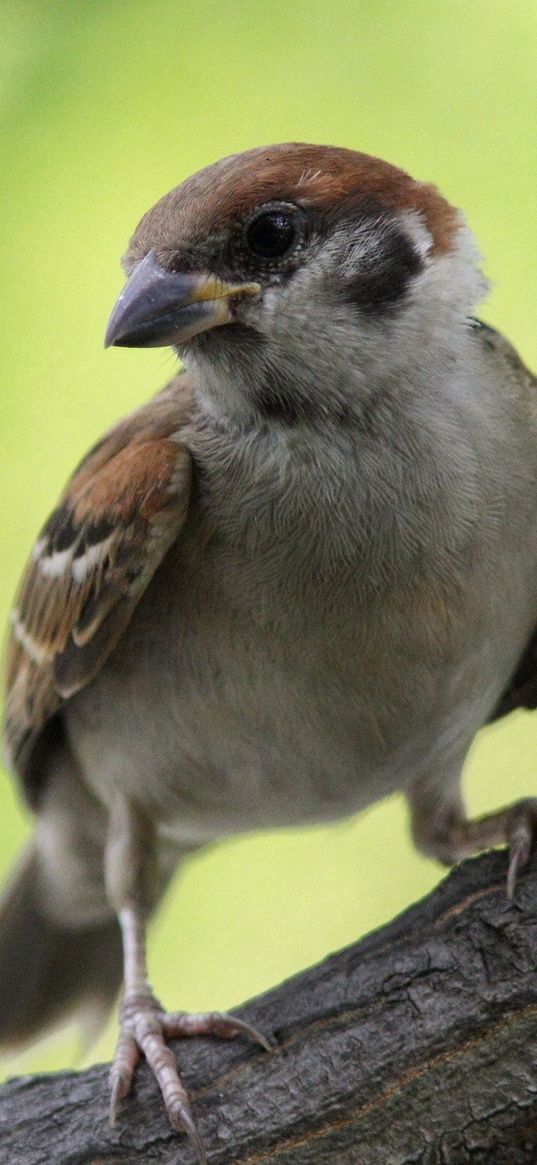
[65,545,530,846]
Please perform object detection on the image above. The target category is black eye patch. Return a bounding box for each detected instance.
[342,216,424,315]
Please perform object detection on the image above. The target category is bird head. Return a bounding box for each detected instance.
[105,144,486,423]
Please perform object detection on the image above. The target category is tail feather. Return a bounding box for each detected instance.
[0,845,122,1048]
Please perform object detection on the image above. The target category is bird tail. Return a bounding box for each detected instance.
[0,842,123,1049]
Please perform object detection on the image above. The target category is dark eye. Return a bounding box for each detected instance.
[245,210,296,259]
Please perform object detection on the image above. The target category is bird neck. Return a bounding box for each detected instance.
[184,328,491,601]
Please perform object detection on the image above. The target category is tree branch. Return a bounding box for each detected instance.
[1,847,537,1164]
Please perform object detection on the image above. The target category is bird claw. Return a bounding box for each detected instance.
[109,1074,125,1127]
[175,1104,208,1165]
[109,1029,140,1125]
[162,1008,274,1052]
[109,992,271,1163]
[506,798,537,899]
[409,788,537,902]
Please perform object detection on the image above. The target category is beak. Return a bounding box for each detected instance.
[104,250,260,348]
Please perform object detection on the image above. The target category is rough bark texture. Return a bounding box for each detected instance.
[1,847,537,1165]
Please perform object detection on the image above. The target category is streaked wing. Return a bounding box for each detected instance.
[4,376,194,803]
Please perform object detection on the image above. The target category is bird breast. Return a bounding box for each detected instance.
[65,424,537,846]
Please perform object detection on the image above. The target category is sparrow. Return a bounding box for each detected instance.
[1,142,536,1161]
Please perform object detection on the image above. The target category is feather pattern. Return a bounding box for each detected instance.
[4,376,194,792]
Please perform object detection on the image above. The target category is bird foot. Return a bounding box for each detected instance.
[109,991,272,1164]
[409,789,537,899]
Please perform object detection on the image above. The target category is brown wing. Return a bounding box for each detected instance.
[3,375,194,805]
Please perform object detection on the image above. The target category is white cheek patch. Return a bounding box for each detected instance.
[330,220,384,276]
[399,209,434,260]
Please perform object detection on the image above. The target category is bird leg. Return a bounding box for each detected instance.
[407,777,537,899]
[106,795,270,1163]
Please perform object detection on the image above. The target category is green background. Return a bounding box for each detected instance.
[1,0,536,1078]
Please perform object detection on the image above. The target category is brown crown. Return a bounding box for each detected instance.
[128,143,461,265]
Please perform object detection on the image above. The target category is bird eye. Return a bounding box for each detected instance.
[245,210,296,260]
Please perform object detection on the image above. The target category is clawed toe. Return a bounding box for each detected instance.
[108,898,273,1160]
[172,1103,208,1165]
[109,1028,140,1125]
[506,798,537,899]
[109,993,271,1163]
[162,1008,274,1052]
[408,785,537,902]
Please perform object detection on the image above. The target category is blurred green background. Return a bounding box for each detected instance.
[1,0,536,1078]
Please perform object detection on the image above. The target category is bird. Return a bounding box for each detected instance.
[1,142,536,1161]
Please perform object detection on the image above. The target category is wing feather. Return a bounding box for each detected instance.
[3,376,194,803]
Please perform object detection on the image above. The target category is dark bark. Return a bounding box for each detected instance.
[1,847,537,1165]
